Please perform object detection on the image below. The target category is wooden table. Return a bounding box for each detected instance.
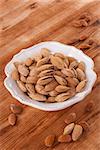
[0,0,100,150]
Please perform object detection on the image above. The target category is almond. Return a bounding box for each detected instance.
[8,113,17,126]
[55,71,66,78]
[36,56,50,67]
[67,56,76,63]
[54,75,67,86]
[41,48,51,57]
[58,134,72,143]
[76,80,87,92]
[47,97,55,103]
[76,68,86,81]
[26,83,35,93]
[45,80,58,92]
[28,92,46,101]
[45,134,55,147]
[29,64,36,70]
[71,68,78,78]
[78,61,85,72]
[25,58,33,66]
[35,84,48,95]
[55,85,70,93]
[17,80,27,92]
[69,61,78,69]
[49,90,58,97]
[55,92,72,102]
[20,75,27,83]
[10,104,23,114]
[37,64,53,72]
[64,113,77,124]
[38,69,54,77]
[66,77,78,87]
[64,57,69,66]
[61,68,74,77]
[11,69,19,80]
[63,123,75,135]
[13,62,23,69]
[55,89,75,102]
[18,65,29,76]
[50,55,64,69]
[29,67,38,76]
[37,76,53,85]
[26,76,38,84]
[34,53,42,62]
[54,52,65,59]
[72,124,83,141]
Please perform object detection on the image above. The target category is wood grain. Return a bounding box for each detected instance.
[0,0,100,150]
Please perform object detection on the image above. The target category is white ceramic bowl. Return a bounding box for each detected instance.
[4,41,97,111]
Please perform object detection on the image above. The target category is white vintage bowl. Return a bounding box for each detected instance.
[4,41,97,111]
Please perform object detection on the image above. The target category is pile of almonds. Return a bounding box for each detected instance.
[45,112,89,147]
[11,48,87,102]
[8,104,23,126]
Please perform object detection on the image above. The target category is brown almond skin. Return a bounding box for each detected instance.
[64,113,77,124]
[58,134,72,143]
[25,58,33,66]
[18,65,29,76]
[10,104,23,114]
[11,70,19,80]
[45,134,55,147]
[8,113,17,126]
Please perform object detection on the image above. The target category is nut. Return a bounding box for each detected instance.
[26,76,38,84]
[47,97,55,103]
[69,61,78,69]
[78,61,85,72]
[37,76,53,85]
[45,80,58,92]
[26,83,35,93]
[11,70,19,80]
[28,92,47,101]
[8,113,17,126]
[72,124,83,141]
[76,80,87,92]
[18,65,29,76]
[50,55,64,69]
[17,80,27,92]
[45,134,55,147]
[58,134,72,143]
[36,56,49,67]
[76,68,86,81]
[54,75,67,86]
[63,123,75,135]
[61,68,74,77]
[55,85,70,93]
[41,48,51,57]
[25,58,33,66]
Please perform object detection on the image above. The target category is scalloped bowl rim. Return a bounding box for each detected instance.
[4,41,97,111]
